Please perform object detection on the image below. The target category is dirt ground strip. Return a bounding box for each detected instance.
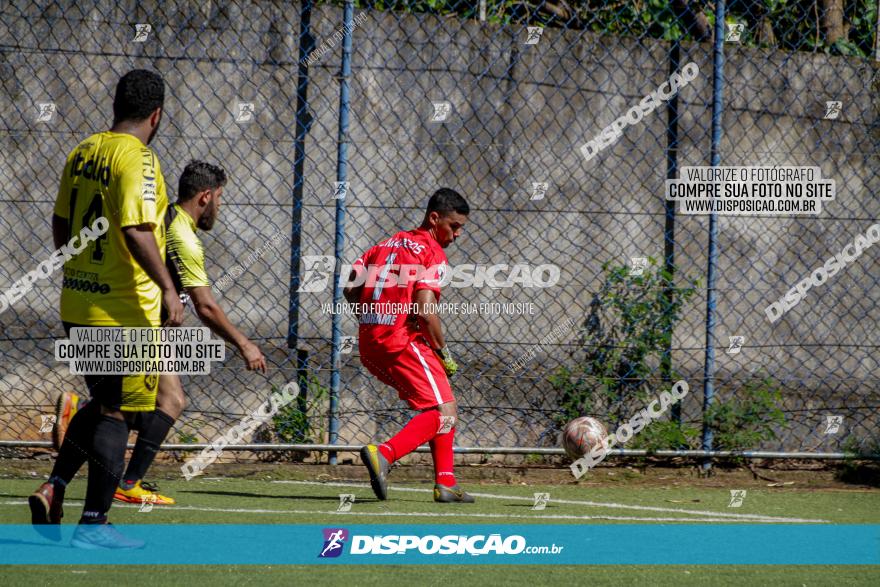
[2,455,878,491]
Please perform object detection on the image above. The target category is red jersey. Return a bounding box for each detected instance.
[354,227,448,353]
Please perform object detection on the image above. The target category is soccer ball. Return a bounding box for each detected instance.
[562,416,608,460]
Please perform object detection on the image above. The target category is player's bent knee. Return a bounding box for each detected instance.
[157,377,186,417]
[159,394,186,418]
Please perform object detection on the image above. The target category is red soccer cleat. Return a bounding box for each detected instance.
[29,482,65,541]
[52,390,85,451]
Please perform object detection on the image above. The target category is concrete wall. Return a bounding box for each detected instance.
[0,1,877,452]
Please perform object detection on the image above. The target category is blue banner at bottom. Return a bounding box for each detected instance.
[0,524,877,565]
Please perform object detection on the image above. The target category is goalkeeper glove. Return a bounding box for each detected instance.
[435,345,458,378]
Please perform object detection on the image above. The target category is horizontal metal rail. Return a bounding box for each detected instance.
[1,440,877,460]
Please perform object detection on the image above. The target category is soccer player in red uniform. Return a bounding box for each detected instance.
[344,188,474,503]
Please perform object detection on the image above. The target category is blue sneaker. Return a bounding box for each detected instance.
[71,523,145,550]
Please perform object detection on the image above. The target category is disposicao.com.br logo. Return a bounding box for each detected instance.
[318,529,563,558]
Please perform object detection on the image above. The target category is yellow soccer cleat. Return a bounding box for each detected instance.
[114,481,176,505]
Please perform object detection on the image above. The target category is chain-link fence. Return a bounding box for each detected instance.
[1,1,878,462]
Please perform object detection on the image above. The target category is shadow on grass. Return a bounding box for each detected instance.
[176,489,384,503]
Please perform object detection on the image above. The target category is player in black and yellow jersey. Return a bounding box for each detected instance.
[39,161,268,512]
[29,70,183,549]
[113,160,267,505]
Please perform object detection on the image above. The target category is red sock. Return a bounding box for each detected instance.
[430,428,456,487]
[378,410,440,463]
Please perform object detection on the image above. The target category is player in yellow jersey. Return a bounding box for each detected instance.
[43,161,268,510]
[29,70,183,549]
[113,160,267,505]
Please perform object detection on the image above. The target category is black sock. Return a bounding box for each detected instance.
[49,399,101,487]
[123,409,175,486]
[81,414,128,521]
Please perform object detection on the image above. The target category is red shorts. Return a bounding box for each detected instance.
[359,336,454,410]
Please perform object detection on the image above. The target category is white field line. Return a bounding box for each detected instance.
[0,500,801,524]
[270,479,830,523]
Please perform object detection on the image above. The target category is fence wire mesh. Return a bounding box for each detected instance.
[0,0,878,463]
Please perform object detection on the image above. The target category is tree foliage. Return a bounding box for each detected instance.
[324,0,879,59]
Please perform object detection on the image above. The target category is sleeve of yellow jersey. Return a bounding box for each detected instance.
[166,216,211,289]
[171,231,211,290]
[114,146,161,229]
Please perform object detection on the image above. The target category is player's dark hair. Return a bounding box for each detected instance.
[112,69,165,123]
[426,188,469,216]
[178,160,227,202]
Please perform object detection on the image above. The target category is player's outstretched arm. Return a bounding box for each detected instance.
[122,224,184,326]
[188,285,267,373]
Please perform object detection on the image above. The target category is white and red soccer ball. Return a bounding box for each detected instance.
[562,416,608,460]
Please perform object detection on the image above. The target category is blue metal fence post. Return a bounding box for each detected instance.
[663,39,681,427]
[701,0,727,472]
[328,1,354,465]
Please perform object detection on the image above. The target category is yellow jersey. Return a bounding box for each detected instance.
[54,131,168,326]
[165,204,210,292]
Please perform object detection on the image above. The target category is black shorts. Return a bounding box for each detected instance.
[62,322,160,412]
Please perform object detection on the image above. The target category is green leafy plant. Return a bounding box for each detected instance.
[703,377,786,451]
[271,375,329,445]
[550,257,698,429]
[253,375,330,463]
[836,435,880,485]
[629,419,700,452]
[172,419,210,463]
[176,418,210,444]
[522,453,546,466]
[327,0,878,58]
[841,433,880,458]
[177,431,199,444]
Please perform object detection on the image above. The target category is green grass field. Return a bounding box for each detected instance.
[1,464,878,585]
